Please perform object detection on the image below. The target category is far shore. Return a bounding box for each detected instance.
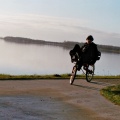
[2,36,120,54]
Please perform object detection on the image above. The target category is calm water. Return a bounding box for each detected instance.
[0,39,120,76]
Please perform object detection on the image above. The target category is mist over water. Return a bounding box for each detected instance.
[0,15,120,47]
[0,39,120,76]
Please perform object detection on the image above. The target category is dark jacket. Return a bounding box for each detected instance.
[70,42,100,64]
[81,42,99,64]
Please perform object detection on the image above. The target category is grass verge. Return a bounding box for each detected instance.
[0,74,83,80]
[100,85,120,105]
[0,74,120,80]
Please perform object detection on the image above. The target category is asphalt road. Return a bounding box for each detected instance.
[0,79,120,120]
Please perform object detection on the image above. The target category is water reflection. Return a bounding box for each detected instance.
[95,52,120,75]
[0,39,120,75]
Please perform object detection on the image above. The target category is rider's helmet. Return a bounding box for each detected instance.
[86,35,94,41]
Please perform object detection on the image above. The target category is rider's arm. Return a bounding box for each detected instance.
[81,43,88,53]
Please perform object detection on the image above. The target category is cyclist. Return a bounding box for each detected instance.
[70,35,100,71]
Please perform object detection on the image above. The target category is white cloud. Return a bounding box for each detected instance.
[0,14,120,46]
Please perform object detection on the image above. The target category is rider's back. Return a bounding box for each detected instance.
[81,42,99,64]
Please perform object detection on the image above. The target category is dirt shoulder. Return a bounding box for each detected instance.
[0,79,120,120]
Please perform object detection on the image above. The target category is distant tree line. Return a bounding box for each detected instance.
[3,36,120,54]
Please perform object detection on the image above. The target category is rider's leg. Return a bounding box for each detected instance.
[77,58,83,71]
[70,44,82,63]
[72,44,81,56]
[73,44,81,52]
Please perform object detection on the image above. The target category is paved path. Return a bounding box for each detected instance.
[0,79,120,120]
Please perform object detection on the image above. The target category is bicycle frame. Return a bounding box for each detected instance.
[70,53,95,84]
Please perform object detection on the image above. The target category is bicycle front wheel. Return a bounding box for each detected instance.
[86,65,95,82]
[70,66,77,85]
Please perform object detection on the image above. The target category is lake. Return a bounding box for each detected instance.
[0,39,120,76]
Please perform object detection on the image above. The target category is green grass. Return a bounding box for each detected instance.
[0,74,84,80]
[100,85,120,105]
[0,74,120,80]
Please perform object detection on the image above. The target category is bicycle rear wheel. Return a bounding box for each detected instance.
[86,65,95,82]
[70,66,77,85]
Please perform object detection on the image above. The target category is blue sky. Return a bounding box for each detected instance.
[0,0,120,46]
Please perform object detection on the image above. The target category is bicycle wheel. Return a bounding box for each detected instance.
[86,65,95,82]
[70,66,77,85]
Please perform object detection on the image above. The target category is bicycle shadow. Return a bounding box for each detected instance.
[90,81,113,86]
[72,84,100,91]
[72,80,112,91]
